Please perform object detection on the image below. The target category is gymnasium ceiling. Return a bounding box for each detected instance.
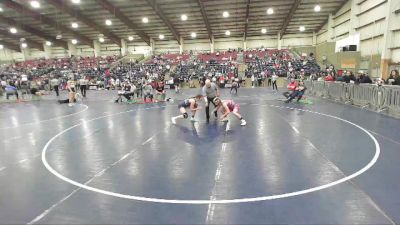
[0,0,348,51]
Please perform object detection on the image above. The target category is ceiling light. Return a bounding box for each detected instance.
[46,41,52,46]
[0,45,3,49]
[128,36,134,41]
[30,1,40,8]
[225,30,230,36]
[191,32,196,38]
[261,28,267,34]
[71,39,78,44]
[181,14,188,21]
[223,11,229,18]
[142,17,149,23]
[299,26,305,32]
[10,27,17,34]
[99,37,105,43]
[159,34,164,40]
[267,8,274,15]
[105,19,112,26]
[71,0,80,4]
[314,5,321,12]
[21,43,28,48]
[71,22,78,29]
[0,7,3,12]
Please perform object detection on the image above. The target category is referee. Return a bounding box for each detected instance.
[202,79,220,122]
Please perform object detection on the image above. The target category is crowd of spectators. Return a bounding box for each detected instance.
[2,49,399,101]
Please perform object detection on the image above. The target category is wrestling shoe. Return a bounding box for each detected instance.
[171,117,176,125]
[190,117,196,122]
[240,119,247,126]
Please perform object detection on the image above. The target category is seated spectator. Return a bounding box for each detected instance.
[360,74,372,84]
[115,81,136,103]
[5,82,19,100]
[325,73,334,82]
[143,82,154,102]
[387,70,399,85]
[285,81,306,103]
[283,78,298,99]
[155,80,166,101]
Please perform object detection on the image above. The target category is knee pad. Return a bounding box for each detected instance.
[183,112,188,119]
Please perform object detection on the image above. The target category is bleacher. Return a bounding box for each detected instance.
[197,51,238,63]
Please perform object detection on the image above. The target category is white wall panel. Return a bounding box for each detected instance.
[334,11,351,26]
[317,31,328,44]
[247,36,278,48]
[360,37,384,56]
[282,36,313,47]
[359,0,386,13]
[51,47,69,58]
[183,39,210,52]
[333,22,351,38]
[215,37,243,50]
[391,30,400,48]
[357,19,386,39]
[357,3,387,27]
[100,44,121,56]
[336,0,352,16]
[391,49,400,63]
[30,49,45,59]
[154,40,179,53]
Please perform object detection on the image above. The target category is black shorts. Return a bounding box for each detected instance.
[70,88,76,92]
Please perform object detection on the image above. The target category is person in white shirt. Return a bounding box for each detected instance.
[272,73,278,91]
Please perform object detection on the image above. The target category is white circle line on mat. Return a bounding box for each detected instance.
[41,103,380,204]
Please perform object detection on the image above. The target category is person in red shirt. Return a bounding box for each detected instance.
[219,75,225,88]
[283,78,298,99]
[325,74,334,81]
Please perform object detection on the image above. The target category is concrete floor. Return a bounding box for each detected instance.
[0,87,399,224]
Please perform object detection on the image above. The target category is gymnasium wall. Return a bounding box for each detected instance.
[315,0,399,77]
[183,39,211,52]
[154,40,180,53]
[0,33,316,63]
[281,34,314,48]
[390,3,400,63]
[293,46,316,57]
[246,36,278,49]
[127,40,152,56]
[332,0,352,41]
[316,42,339,66]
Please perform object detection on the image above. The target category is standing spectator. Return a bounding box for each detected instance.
[272,73,278,91]
[267,73,272,87]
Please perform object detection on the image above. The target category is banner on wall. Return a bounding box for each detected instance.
[341,58,357,69]
[335,33,360,53]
